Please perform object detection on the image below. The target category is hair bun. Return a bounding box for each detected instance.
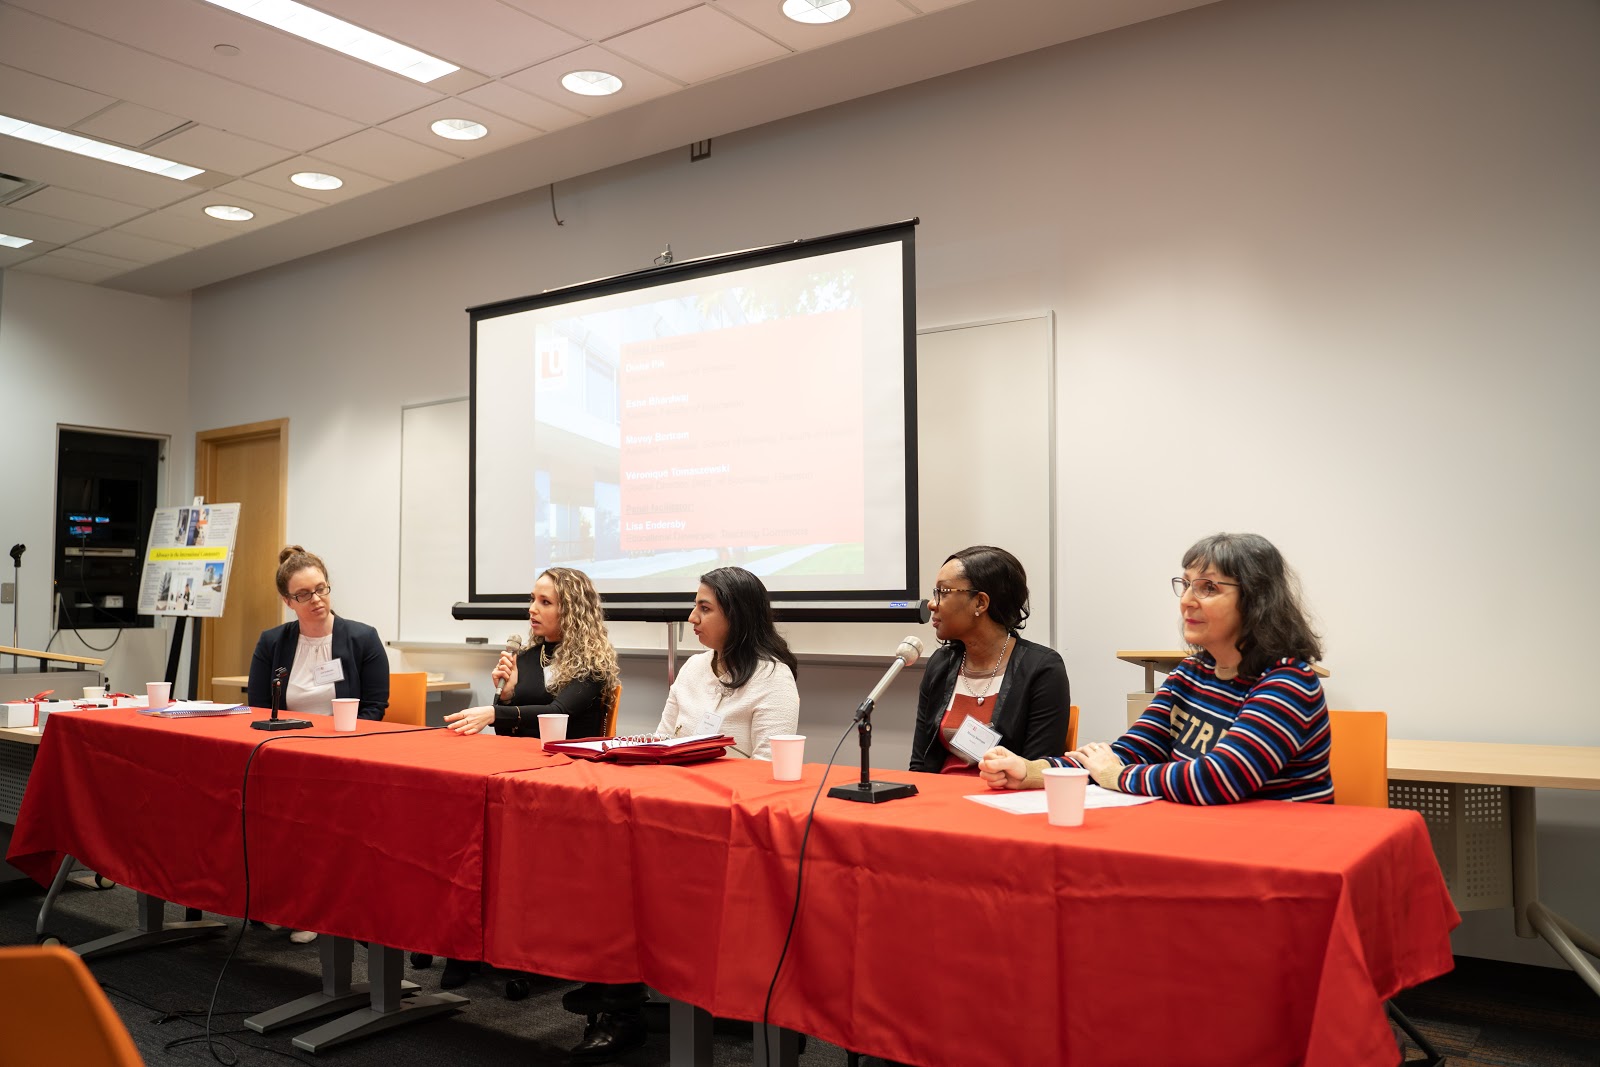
[279,544,306,564]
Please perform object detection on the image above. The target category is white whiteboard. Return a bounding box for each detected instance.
[398,315,1055,653]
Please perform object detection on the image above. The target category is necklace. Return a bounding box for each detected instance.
[538,642,555,668]
[959,634,1011,706]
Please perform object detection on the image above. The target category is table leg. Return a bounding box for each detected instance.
[753,1023,800,1067]
[244,936,419,1033]
[1527,902,1600,997]
[1510,786,1539,939]
[71,891,225,960]
[290,943,466,1052]
[668,997,712,1067]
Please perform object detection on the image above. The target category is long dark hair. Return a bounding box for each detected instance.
[944,545,1030,632]
[700,566,798,690]
[1181,532,1321,677]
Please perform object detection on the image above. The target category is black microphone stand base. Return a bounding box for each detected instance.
[828,780,918,804]
[251,717,312,731]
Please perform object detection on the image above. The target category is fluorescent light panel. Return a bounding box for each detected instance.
[201,0,459,83]
[0,233,34,248]
[0,114,203,180]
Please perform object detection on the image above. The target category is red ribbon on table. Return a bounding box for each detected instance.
[4,691,54,727]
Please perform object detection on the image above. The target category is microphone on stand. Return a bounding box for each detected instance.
[252,665,312,731]
[829,636,925,805]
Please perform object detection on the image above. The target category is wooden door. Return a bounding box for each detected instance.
[194,419,287,701]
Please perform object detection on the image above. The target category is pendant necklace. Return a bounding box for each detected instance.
[960,634,1011,706]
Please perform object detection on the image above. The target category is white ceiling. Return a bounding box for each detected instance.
[0,0,1214,296]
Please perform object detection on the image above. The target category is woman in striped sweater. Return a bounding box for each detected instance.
[979,532,1332,804]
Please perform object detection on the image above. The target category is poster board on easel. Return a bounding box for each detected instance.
[136,499,240,618]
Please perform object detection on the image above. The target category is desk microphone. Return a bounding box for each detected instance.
[252,665,311,731]
[830,636,925,805]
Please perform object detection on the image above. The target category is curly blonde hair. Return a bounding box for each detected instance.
[532,567,619,693]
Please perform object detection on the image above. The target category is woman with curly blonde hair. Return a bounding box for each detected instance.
[444,566,619,739]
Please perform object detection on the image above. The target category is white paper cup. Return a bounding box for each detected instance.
[83,686,106,700]
[146,682,171,709]
[769,735,806,781]
[537,713,568,743]
[331,698,359,732]
[1042,767,1091,827]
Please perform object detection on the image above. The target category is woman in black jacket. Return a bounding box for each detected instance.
[908,545,1069,773]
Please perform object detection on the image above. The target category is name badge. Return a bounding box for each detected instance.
[312,659,345,686]
[695,709,725,736]
[950,715,1001,764]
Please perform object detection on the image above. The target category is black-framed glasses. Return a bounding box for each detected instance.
[1171,577,1237,600]
[287,584,332,603]
[930,585,977,604]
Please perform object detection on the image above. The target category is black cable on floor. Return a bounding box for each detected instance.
[760,716,860,1064]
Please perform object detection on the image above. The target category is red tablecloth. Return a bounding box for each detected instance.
[484,760,1459,1067]
[5,708,566,958]
[10,712,1458,1066]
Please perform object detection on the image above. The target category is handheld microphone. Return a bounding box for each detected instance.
[505,633,525,656]
[863,636,924,708]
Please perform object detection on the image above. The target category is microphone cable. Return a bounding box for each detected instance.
[195,726,440,1065]
[759,714,863,1064]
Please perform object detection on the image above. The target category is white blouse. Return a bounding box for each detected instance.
[285,631,336,716]
[653,651,799,761]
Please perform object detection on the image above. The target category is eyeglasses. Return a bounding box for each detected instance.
[287,584,332,603]
[930,585,977,604]
[1171,577,1237,600]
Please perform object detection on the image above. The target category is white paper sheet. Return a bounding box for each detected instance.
[965,785,1161,814]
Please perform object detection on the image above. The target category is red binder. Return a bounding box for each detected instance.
[543,734,735,765]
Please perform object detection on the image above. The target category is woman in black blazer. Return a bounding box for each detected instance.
[246,545,389,720]
[908,545,1069,773]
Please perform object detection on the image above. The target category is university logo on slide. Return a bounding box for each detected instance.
[537,336,569,389]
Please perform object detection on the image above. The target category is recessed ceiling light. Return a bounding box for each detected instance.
[0,233,34,248]
[782,0,852,24]
[0,113,203,180]
[204,204,255,221]
[430,118,489,141]
[213,43,241,56]
[290,171,343,190]
[561,70,623,97]
[199,0,459,84]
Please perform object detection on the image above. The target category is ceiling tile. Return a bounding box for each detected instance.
[380,102,540,159]
[7,185,148,228]
[0,243,54,269]
[10,251,128,283]
[501,0,700,42]
[608,7,788,84]
[902,0,978,11]
[52,245,143,271]
[71,228,192,264]
[311,128,459,182]
[458,83,586,134]
[118,211,234,249]
[12,0,442,127]
[213,177,325,214]
[0,204,99,245]
[0,63,116,128]
[154,126,295,177]
[713,0,916,50]
[234,158,389,205]
[317,0,585,78]
[72,101,188,148]
[503,46,683,120]
[0,6,363,153]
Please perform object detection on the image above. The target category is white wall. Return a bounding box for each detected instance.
[146,0,1600,966]
[0,270,193,692]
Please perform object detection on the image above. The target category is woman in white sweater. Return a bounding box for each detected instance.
[653,566,799,760]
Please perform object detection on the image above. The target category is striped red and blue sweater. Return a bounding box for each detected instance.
[1047,654,1332,804]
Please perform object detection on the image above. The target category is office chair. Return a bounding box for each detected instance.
[1327,710,1444,1067]
[0,945,145,1066]
[603,684,622,737]
[386,671,428,726]
[1065,704,1079,752]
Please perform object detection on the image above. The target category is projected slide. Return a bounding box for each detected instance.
[473,227,913,600]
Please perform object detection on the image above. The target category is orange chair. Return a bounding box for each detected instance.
[602,684,622,737]
[1065,704,1080,753]
[387,671,428,726]
[0,945,144,1066]
[1326,709,1443,1066]
[1327,710,1389,808]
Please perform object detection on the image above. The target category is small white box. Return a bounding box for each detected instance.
[2,702,42,728]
